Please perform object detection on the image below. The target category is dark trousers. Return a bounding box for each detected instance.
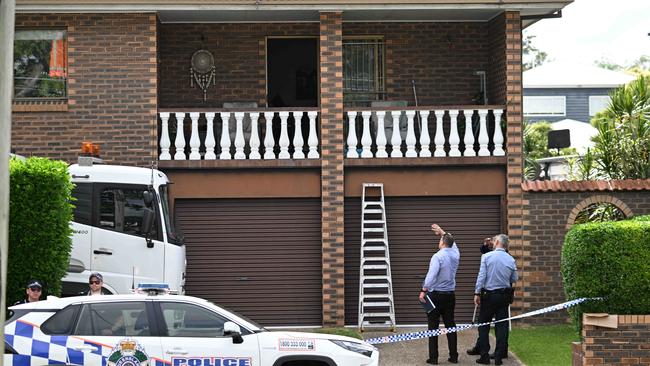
[477,292,510,359]
[427,292,458,360]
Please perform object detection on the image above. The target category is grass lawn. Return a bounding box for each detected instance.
[508,324,580,366]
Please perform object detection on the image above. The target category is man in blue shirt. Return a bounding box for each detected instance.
[419,223,460,365]
[473,234,518,365]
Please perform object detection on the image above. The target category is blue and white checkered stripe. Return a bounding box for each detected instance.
[4,319,170,366]
[365,297,602,345]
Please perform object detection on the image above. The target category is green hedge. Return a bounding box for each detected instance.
[561,215,650,330]
[8,157,73,304]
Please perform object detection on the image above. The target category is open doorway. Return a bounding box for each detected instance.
[267,38,318,107]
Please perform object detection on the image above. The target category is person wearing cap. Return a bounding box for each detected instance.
[14,279,43,305]
[87,272,105,296]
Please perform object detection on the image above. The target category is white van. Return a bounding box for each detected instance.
[62,158,185,295]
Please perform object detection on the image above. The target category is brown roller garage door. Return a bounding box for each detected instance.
[345,196,502,325]
[175,198,322,327]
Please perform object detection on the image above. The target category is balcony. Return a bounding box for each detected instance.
[157,105,506,168]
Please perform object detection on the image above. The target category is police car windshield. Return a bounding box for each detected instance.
[206,300,265,332]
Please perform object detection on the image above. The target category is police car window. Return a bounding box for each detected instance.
[160,302,228,338]
[41,305,80,335]
[74,302,150,337]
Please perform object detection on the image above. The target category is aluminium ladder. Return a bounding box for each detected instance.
[358,183,396,331]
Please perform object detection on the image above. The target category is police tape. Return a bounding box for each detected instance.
[364,297,602,345]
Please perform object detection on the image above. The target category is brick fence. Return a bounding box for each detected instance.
[519,180,650,323]
[573,314,650,366]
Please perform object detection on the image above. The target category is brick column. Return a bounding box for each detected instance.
[503,12,525,313]
[319,11,345,327]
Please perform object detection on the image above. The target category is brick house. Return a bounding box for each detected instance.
[11,0,573,327]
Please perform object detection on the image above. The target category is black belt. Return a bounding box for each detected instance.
[483,288,511,294]
[429,290,454,295]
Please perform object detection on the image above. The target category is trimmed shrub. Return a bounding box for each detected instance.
[561,216,650,331]
[8,157,73,304]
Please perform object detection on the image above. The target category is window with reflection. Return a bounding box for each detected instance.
[14,29,67,99]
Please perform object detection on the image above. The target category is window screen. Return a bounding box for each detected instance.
[343,38,385,107]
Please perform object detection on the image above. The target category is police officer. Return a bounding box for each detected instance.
[87,272,105,295]
[14,279,43,305]
[419,223,459,365]
[473,234,518,365]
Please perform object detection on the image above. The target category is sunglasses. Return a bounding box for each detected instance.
[89,280,101,285]
[29,287,42,292]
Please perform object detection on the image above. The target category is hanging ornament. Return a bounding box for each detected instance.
[190,49,216,102]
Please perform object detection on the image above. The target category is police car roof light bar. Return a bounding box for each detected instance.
[135,283,171,295]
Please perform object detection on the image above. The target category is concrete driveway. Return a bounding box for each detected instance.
[363,327,523,366]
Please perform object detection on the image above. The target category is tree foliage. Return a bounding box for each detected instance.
[589,76,650,179]
[595,55,650,77]
[8,157,73,304]
[523,34,549,71]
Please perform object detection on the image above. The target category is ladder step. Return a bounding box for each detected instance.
[362,312,393,318]
[363,228,385,232]
[363,209,383,214]
[362,283,389,288]
[362,247,385,251]
[362,294,392,299]
[363,220,385,224]
[361,321,393,328]
[362,264,388,270]
[362,239,386,244]
[363,183,383,187]
[362,302,391,307]
[363,275,390,280]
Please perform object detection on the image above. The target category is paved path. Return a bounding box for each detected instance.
[363,327,523,366]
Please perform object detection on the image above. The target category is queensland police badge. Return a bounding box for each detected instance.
[107,338,150,366]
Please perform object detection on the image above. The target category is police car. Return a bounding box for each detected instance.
[4,288,378,366]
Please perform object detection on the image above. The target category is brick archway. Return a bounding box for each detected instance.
[565,194,634,229]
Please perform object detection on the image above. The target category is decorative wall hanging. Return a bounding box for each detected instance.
[190,49,216,101]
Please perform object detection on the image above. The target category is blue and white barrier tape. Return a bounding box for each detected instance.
[365,297,602,345]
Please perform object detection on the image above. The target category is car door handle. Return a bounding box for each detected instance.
[166,348,189,355]
[93,248,113,255]
[72,345,98,352]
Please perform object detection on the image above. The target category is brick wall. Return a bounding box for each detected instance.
[159,21,496,108]
[12,14,158,166]
[521,190,650,323]
[319,12,345,327]
[578,315,650,366]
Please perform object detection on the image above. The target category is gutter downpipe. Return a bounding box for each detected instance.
[0,0,16,362]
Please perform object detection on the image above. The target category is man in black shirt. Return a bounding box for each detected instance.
[14,279,43,305]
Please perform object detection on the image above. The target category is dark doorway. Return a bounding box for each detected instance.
[267,38,318,107]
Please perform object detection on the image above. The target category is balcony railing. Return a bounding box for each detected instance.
[344,107,505,158]
[158,109,320,160]
[157,106,506,162]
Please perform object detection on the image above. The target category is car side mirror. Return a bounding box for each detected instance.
[143,191,154,207]
[142,208,155,248]
[223,321,243,344]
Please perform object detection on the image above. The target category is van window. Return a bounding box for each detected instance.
[99,187,156,238]
[71,183,92,225]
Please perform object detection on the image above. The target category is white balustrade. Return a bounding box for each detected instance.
[346,111,359,158]
[493,110,505,156]
[159,112,171,160]
[189,112,201,160]
[278,112,290,159]
[477,109,490,156]
[419,111,431,157]
[263,112,275,159]
[433,110,446,157]
[463,109,476,157]
[157,107,506,161]
[405,110,417,157]
[249,113,261,160]
[292,112,305,159]
[360,111,373,158]
[307,111,319,159]
[174,113,186,160]
[375,111,388,158]
[390,111,403,158]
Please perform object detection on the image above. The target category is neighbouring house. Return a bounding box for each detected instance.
[523,61,635,123]
[11,0,573,327]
